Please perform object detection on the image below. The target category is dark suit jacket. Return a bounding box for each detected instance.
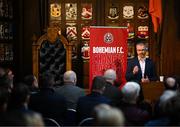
[103,82,123,107]
[76,92,111,123]
[120,102,150,126]
[29,87,67,123]
[55,83,85,110]
[126,57,158,83]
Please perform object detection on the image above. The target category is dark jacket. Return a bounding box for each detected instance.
[103,82,123,107]
[55,83,85,109]
[29,87,67,123]
[126,57,158,83]
[76,92,111,123]
[120,102,150,126]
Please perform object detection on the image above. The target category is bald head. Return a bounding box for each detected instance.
[104,69,116,84]
[164,77,178,90]
[63,71,77,85]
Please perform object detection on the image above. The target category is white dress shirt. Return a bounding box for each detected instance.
[139,58,146,78]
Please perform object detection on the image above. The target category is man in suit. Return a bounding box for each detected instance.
[126,42,158,83]
[29,72,67,124]
[55,70,85,110]
[103,69,123,107]
[76,76,111,123]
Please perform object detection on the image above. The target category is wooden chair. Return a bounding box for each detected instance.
[32,26,73,84]
[64,108,77,126]
[78,117,94,127]
[43,117,62,127]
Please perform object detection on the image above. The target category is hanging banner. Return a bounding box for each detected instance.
[89,26,128,89]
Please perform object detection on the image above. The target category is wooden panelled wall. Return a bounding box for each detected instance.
[16,0,180,85]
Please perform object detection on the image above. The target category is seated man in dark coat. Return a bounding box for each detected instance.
[120,81,150,126]
[76,76,111,123]
[29,72,67,124]
[55,70,85,110]
[103,69,123,107]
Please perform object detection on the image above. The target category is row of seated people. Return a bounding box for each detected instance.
[0,65,180,126]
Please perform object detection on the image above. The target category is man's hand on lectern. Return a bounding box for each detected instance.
[141,76,150,83]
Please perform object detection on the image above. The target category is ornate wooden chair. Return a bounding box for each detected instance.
[32,26,73,85]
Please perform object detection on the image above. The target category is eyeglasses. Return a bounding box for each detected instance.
[137,49,145,51]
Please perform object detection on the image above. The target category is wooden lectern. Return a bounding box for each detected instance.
[141,81,164,103]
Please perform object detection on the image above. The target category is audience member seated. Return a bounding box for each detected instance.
[93,104,125,126]
[164,76,179,91]
[165,93,180,125]
[29,72,67,124]
[120,81,150,126]
[0,74,13,93]
[0,87,9,113]
[145,90,177,126]
[0,83,44,126]
[0,69,13,114]
[7,83,31,111]
[0,110,44,126]
[55,70,85,110]
[0,66,6,77]
[103,69,123,107]
[23,74,39,94]
[5,69,14,84]
[76,76,111,123]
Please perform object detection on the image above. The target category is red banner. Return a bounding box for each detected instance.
[89,27,128,90]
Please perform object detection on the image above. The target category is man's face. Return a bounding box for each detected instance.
[136,44,146,58]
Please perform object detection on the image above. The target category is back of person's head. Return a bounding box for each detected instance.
[0,66,5,77]
[0,110,44,126]
[104,69,116,84]
[164,77,178,91]
[24,111,44,126]
[122,81,140,103]
[93,104,124,126]
[10,83,30,108]
[0,75,13,93]
[94,103,111,109]
[63,70,77,85]
[40,72,55,88]
[91,76,107,92]
[24,75,38,89]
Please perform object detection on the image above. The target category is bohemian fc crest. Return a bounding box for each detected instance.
[104,33,113,44]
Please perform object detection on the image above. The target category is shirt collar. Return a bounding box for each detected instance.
[138,56,146,62]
